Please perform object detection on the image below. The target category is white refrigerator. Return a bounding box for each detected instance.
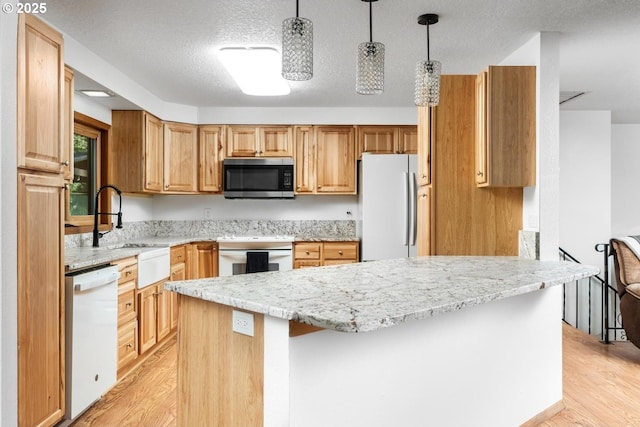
[359,153,418,261]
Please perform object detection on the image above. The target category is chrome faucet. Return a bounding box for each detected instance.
[92,184,123,247]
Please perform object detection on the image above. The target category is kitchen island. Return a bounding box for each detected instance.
[165,256,598,427]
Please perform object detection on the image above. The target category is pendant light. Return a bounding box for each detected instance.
[356,0,384,95]
[414,13,441,106]
[282,0,313,81]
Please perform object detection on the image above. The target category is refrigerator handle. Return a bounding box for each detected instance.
[409,173,417,246]
[403,172,409,247]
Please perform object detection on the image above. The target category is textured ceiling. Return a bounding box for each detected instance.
[42,0,640,123]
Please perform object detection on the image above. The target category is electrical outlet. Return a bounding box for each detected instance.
[232,310,254,336]
[204,208,213,220]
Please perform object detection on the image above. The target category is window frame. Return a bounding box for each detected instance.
[64,112,112,235]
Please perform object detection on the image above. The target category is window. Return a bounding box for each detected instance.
[65,112,111,232]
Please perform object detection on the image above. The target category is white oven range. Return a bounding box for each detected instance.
[217,235,294,277]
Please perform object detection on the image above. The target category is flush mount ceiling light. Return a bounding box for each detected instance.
[79,90,114,97]
[282,0,313,81]
[356,0,384,95]
[219,47,291,96]
[414,13,441,107]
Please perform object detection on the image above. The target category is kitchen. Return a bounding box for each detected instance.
[2,1,640,427]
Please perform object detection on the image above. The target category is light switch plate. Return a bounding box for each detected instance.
[232,310,254,336]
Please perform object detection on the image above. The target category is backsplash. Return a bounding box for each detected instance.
[65,220,356,249]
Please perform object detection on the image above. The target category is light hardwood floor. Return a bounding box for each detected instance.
[73,323,640,426]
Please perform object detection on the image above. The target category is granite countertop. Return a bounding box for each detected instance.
[165,256,599,333]
[64,235,358,271]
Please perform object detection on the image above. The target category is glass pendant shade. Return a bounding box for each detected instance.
[356,41,385,95]
[414,59,441,106]
[282,17,313,81]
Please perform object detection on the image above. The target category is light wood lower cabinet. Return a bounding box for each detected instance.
[293,241,359,268]
[138,281,172,355]
[112,256,139,377]
[189,242,218,279]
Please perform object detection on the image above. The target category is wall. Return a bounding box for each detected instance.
[153,195,357,221]
[499,33,561,261]
[611,124,640,236]
[0,11,18,427]
[559,111,611,334]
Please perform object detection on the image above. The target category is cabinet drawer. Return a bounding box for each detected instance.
[294,242,321,260]
[294,260,322,269]
[118,320,138,371]
[324,259,357,266]
[171,245,187,265]
[118,280,137,326]
[323,242,358,260]
[114,256,138,284]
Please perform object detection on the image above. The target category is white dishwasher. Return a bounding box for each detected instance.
[64,264,119,422]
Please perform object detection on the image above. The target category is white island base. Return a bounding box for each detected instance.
[178,286,564,427]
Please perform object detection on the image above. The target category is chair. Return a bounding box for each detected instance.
[610,238,640,348]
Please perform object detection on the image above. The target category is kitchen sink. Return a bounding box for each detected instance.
[137,247,170,288]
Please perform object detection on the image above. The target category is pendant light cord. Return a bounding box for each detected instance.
[369,1,373,43]
[427,22,430,62]
[296,0,299,18]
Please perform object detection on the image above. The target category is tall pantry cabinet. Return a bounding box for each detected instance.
[417,74,526,256]
[16,14,67,427]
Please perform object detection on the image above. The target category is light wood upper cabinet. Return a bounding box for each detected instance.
[144,113,164,191]
[315,126,356,194]
[63,66,74,181]
[112,110,164,193]
[357,125,417,158]
[17,14,65,174]
[417,107,432,187]
[17,172,65,427]
[294,126,315,194]
[226,126,293,157]
[198,125,224,192]
[475,66,536,187]
[163,122,197,192]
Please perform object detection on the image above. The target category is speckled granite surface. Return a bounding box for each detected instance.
[165,256,599,333]
[64,220,357,270]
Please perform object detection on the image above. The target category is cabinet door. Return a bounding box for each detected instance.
[144,113,164,192]
[17,14,65,174]
[17,172,65,427]
[198,125,224,192]
[398,126,418,154]
[164,122,197,192]
[169,263,185,330]
[190,242,219,279]
[475,71,488,186]
[138,285,158,354]
[156,283,171,342]
[260,126,293,157]
[62,66,74,180]
[315,126,356,194]
[294,126,315,193]
[417,107,432,186]
[226,126,259,157]
[357,126,396,157]
[416,186,432,256]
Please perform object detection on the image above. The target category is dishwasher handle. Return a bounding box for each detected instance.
[74,271,120,292]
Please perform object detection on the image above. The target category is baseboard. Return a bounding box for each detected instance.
[520,400,565,427]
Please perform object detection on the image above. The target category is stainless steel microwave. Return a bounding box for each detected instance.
[223,158,295,199]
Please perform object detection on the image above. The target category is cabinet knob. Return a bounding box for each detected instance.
[61,160,70,166]
[338,251,343,255]
[421,174,427,179]
[126,270,132,276]
[125,302,132,307]
[477,171,483,176]
[127,343,133,349]
[421,193,427,199]
[305,250,310,255]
